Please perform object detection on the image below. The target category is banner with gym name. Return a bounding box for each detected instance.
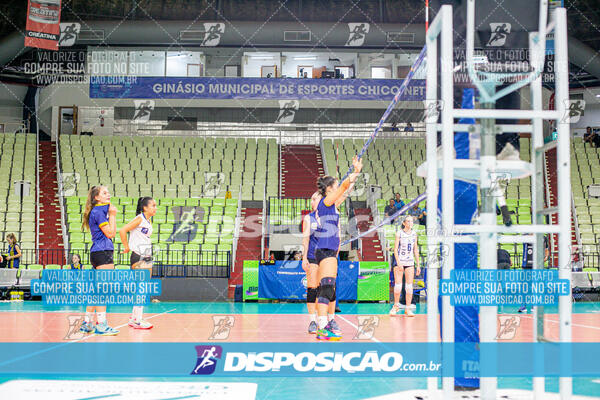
[89,76,426,101]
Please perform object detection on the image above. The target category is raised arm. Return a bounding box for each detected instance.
[335,180,356,208]
[324,156,363,207]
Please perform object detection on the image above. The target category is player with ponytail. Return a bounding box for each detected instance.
[119,196,157,329]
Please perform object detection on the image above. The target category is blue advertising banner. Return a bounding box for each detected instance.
[1,343,599,378]
[89,76,426,101]
[258,260,358,300]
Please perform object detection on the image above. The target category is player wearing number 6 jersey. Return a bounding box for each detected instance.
[390,215,420,317]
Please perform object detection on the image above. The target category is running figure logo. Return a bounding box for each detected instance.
[422,100,443,123]
[209,316,235,340]
[169,207,204,242]
[561,100,586,124]
[496,315,521,340]
[346,23,370,46]
[59,172,80,197]
[349,173,370,198]
[191,345,223,375]
[276,100,299,123]
[487,23,511,47]
[204,172,225,197]
[202,23,225,46]
[132,100,155,123]
[64,315,86,340]
[354,316,379,340]
[59,23,80,47]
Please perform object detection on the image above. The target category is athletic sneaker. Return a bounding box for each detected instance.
[316,322,341,341]
[328,319,342,335]
[405,308,415,317]
[518,306,527,313]
[389,304,401,316]
[94,322,119,336]
[79,321,94,333]
[128,319,153,329]
[308,321,318,334]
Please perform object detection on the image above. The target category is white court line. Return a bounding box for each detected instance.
[336,315,382,343]
[70,308,177,343]
[519,314,600,332]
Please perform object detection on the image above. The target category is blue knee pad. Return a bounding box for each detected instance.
[317,277,336,305]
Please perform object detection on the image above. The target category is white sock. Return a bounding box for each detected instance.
[318,316,328,330]
[97,312,106,324]
[328,313,335,322]
[132,306,143,321]
[84,312,93,324]
[309,313,317,323]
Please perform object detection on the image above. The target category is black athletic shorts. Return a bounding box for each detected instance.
[130,252,153,266]
[90,250,114,268]
[315,248,337,264]
[307,257,317,265]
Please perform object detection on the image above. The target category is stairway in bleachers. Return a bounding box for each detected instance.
[229,208,262,298]
[354,208,385,261]
[545,147,577,266]
[38,140,63,258]
[281,145,324,198]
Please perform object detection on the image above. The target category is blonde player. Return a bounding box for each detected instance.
[390,215,420,317]
[119,196,157,329]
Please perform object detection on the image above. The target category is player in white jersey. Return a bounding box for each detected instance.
[119,196,157,329]
[390,215,420,317]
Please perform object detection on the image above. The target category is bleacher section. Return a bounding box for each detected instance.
[65,196,236,268]
[571,138,600,256]
[323,138,425,202]
[59,135,278,201]
[269,197,346,226]
[0,133,37,260]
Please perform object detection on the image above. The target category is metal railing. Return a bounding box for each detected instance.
[3,248,230,278]
[580,252,600,270]
[268,196,311,226]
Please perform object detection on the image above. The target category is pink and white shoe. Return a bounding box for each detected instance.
[128,318,153,329]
